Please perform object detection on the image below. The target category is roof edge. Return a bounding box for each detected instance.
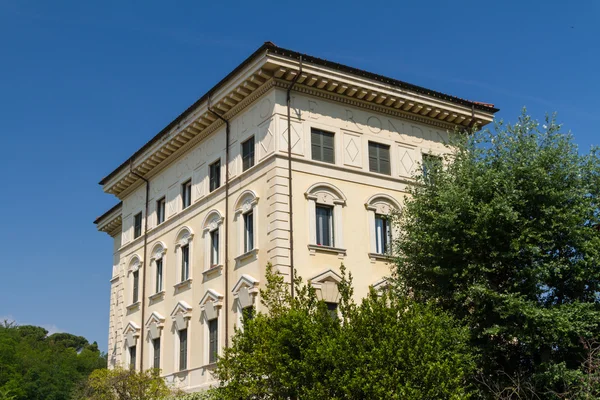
[94,201,123,225]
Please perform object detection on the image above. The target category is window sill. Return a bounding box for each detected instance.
[368,252,393,262]
[308,244,347,258]
[126,301,141,312]
[174,279,192,291]
[203,264,223,278]
[149,291,165,302]
[202,362,217,370]
[235,248,258,262]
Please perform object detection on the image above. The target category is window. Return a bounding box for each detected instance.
[181,180,192,209]
[181,244,189,282]
[129,345,136,370]
[242,306,255,323]
[156,197,166,224]
[311,128,335,164]
[210,230,219,266]
[179,328,188,371]
[368,142,391,175]
[208,319,218,363]
[326,302,338,320]
[134,212,143,238]
[316,205,333,247]
[209,160,221,192]
[422,154,442,181]
[152,338,160,369]
[155,258,163,293]
[375,214,391,254]
[243,210,254,253]
[132,270,139,303]
[242,136,255,171]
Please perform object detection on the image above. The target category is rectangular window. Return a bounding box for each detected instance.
[326,302,338,320]
[181,180,192,209]
[156,197,166,225]
[315,205,334,247]
[209,160,221,192]
[132,270,139,303]
[179,328,187,371]
[243,306,255,323]
[311,128,335,164]
[129,345,136,370]
[155,258,163,293]
[243,211,254,253]
[422,154,443,181]
[242,136,255,172]
[375,214,391,254]
[368,141,391,175]
[181,245,189,282]
[134,212,143,238]
[208,319,218,364]
[210,230,219,266]
[153,337,160,369]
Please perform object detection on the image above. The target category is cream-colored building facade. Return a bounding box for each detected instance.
[95,42,497,392]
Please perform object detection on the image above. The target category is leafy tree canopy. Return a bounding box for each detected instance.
[211,263,474,399]
[0,320,106,400]
[393,111,600,397]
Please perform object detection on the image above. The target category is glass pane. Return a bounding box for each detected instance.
[316,206,332,247]
[375,216,384,254]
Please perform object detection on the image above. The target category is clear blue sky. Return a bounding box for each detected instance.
[0,1,598,351]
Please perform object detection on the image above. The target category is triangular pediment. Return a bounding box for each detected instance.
[200,289,224,306]
[145,311,166,327]
[170,300,192,317]
[123,321,140,335]
[232,274,259,293]
[309,269,342,284]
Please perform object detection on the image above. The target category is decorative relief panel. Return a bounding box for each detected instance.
[397,144,418,178]
[166,185,179,219]
[192,167,205,202]
[122,215,133,244]
[279,120,303,155]
[343,132,362,168]
[258,118,274,160]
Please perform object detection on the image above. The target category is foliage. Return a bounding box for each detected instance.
[73,367,181,400]
[211,263,474,399]
[0,320,107,400]
[392,110,600,397]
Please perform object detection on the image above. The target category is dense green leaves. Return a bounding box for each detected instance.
[211,263,474,399]
[0,321,106,400]
[393,111,600,397]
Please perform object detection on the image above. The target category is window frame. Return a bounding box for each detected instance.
[209,160,221,192]
[243,210,254,253]
[156,197,166,225]
[315,205,334,247]
[374,214,391,254]
[180,244,190,282]
[129,345,137,370]
[152,337,160,370]
[208,318,218,364]
[178,328,188,371]
[181,180,192,209]
[368,141,391,175]
[210,230,219,267]
[132,270,139,304]
[241,136,255,172]
[134,212,143,239]
[155,258,163,293]
[311,128,335,164]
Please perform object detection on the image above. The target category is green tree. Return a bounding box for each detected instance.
[0,321,107,400]
[72,367,180,400]
[211,263,474,399]
[393,111,600,397]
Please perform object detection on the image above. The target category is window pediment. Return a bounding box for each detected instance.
[234,190,259,214]
[232,274,259,309]
[202,210,224,233]
[170,301,192,331]
[309,269,342,303]
[150,242,167,260]
[200,289,224,321]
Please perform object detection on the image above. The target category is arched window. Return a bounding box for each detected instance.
[365,194,400,261]
[174,227,194,290]
[149,242,167,300]
[305,183,347,256]
[234,190,259,259]
[202,210,224,275]
[127,255,142,309]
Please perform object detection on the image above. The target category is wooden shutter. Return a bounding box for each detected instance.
[380,144,391,175]
[368,142,378,172]
[179,329,187,370]
[209,319,218,363]
[153,338,160,369]
[132,271,139,303]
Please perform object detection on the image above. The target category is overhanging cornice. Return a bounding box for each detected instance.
[99,42,498,198]
[95,202,122,236]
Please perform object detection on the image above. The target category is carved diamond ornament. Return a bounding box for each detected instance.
[346,138,359,162]
[261,128,273,153]
[401,150,414,173]
[281,125,301,149]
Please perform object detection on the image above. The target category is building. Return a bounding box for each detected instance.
[94,42,497,392]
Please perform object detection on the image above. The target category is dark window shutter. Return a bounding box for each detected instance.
[322,132,335,163]
[153,338,160,369]
[209,319,218,363]
[380,145,391,175]
[132,271,139,303]
[179,329,187,370]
